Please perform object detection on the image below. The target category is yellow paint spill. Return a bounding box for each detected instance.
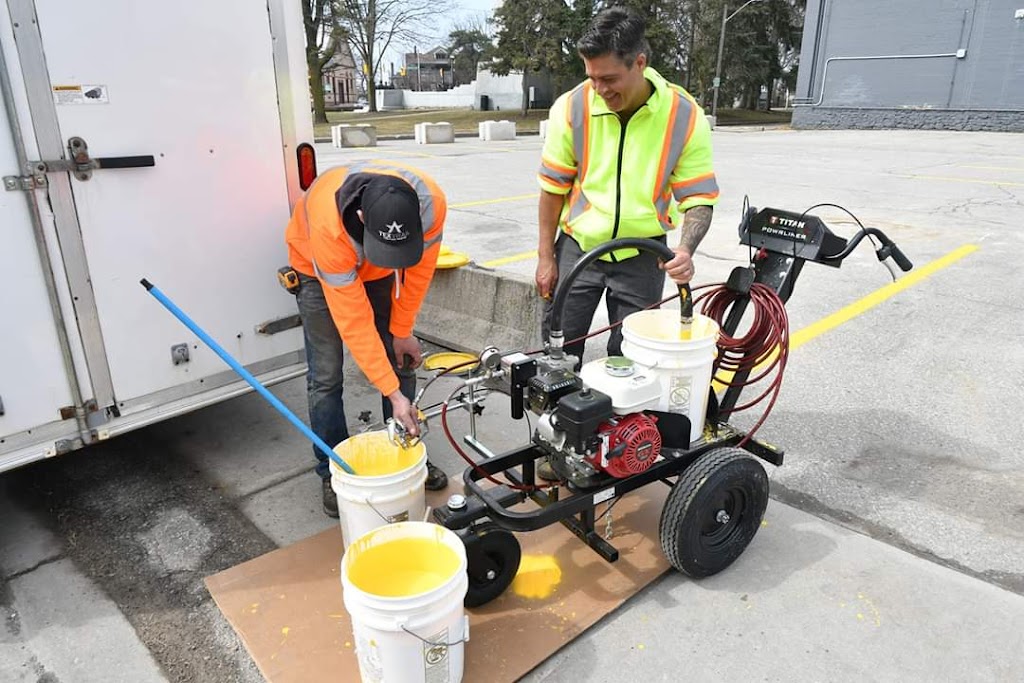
[345,641,352,648]
[335,431,424,476]
[638,644,646,650]
[511,555,563,599]
[857,613,865,621]
[347,537,460,597]
[281,626,290,636]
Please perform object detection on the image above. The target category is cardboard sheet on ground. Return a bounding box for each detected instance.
[206,482,672,682]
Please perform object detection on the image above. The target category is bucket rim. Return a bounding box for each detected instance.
[342,522,468,601]
[330,448,427,480]
[330,434,428,480]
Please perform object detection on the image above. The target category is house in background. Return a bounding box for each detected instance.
[323,43,360,109]
[793,0,1024,131]
[393,47,455,92]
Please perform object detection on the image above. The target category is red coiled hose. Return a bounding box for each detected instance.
[697,282,790,443]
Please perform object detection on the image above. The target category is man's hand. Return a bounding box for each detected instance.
[661,246,695,285]
[536,253,558,300]
[387,391,420,436]
[392,335,422,369]
[663,205,713,285]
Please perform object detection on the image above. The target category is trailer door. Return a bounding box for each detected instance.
[0,54,78,465]
[14,0,305,413]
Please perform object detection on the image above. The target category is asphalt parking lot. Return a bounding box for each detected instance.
[3,127,1024,682]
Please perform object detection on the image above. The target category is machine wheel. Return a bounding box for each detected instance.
[463,523,521,608]
[659,447,769,578]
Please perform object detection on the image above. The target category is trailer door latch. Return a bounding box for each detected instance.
[6,136,156,187]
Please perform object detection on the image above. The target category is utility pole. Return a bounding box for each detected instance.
[712,0,765,118]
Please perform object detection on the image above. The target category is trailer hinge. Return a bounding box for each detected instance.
[3,171,47,191]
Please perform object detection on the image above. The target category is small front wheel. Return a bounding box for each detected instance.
[659,447,769,577]
[462,523,521,607]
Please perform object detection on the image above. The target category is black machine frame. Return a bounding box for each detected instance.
[433,206,911,601]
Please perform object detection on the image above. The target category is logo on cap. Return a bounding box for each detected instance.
[380,220,408,242]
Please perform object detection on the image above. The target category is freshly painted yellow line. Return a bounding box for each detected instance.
[450,193,536,209]
[481,250,538,268]
[895,174,1024,188]
[788,243,979,351]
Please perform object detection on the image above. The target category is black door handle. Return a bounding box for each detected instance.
[94,155,156,170]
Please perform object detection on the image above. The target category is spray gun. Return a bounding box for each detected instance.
[386,412,428,449]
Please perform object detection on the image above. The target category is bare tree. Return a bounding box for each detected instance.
[303,0,345,124]
[335,0,452,112]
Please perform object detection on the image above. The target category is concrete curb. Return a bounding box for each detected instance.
[415,265,544,354]
[313,122,790,144]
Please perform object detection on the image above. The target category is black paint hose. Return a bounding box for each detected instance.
[547,237,692,356]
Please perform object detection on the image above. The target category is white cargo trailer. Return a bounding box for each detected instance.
[1,0,317,471]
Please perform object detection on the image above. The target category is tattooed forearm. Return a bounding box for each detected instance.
[679,205,713,254]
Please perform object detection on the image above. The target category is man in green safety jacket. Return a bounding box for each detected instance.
[536,6,719,366]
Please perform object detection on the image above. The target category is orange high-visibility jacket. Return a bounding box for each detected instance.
[285,161,446,397]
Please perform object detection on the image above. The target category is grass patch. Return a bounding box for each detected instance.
[312,106,790,138]
[716,108,792,125]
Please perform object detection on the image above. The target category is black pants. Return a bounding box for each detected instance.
[541,234,667,368]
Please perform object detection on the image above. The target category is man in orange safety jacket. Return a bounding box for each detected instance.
[285,161,447,517]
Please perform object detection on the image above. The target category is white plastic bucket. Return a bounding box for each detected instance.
[620,309,720,445]
[342,522,470,683]
[331,431,428,550]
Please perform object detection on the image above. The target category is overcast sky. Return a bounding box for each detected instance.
[378,0,498,82]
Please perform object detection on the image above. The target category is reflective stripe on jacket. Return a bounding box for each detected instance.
[285,161,446,396]
[538,67,718,260]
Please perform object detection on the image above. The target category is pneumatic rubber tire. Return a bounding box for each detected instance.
[659,447,769,578]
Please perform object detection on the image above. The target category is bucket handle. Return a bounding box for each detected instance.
[364,498,394,524]
[362,498,430,525]
[400,616,471,646]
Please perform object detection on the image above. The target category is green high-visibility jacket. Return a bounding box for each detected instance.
[538,67,719,261]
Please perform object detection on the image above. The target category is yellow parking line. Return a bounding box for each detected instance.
[450,193,536,209]
[789,243,979,350]
[481,250,538,268]
[711,243,978,390]
[895,174,1024,188]
[959,165,1024,172]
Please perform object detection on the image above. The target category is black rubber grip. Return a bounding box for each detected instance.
[95,155,156,169]
[679,283,694,319]
[890,244,913,271]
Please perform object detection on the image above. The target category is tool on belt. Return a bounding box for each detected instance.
[277,266,299,294]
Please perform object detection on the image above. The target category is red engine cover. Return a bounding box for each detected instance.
[588,414,662,478]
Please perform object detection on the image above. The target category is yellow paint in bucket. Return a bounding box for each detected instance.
[625,312,717,342]
[334,431,424,477]
[511,555,562,599]
[348,536,462,597]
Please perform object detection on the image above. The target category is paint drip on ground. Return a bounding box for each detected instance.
[511,555,562,599]
[334,431,423,477]
[347,536,460,597]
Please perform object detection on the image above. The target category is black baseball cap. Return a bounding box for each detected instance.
[360,175,423,269]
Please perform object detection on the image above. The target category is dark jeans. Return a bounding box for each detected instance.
[541,233,667,368]
[295,272,416,480]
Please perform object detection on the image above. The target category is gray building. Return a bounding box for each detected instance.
[793,0,1024,131]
